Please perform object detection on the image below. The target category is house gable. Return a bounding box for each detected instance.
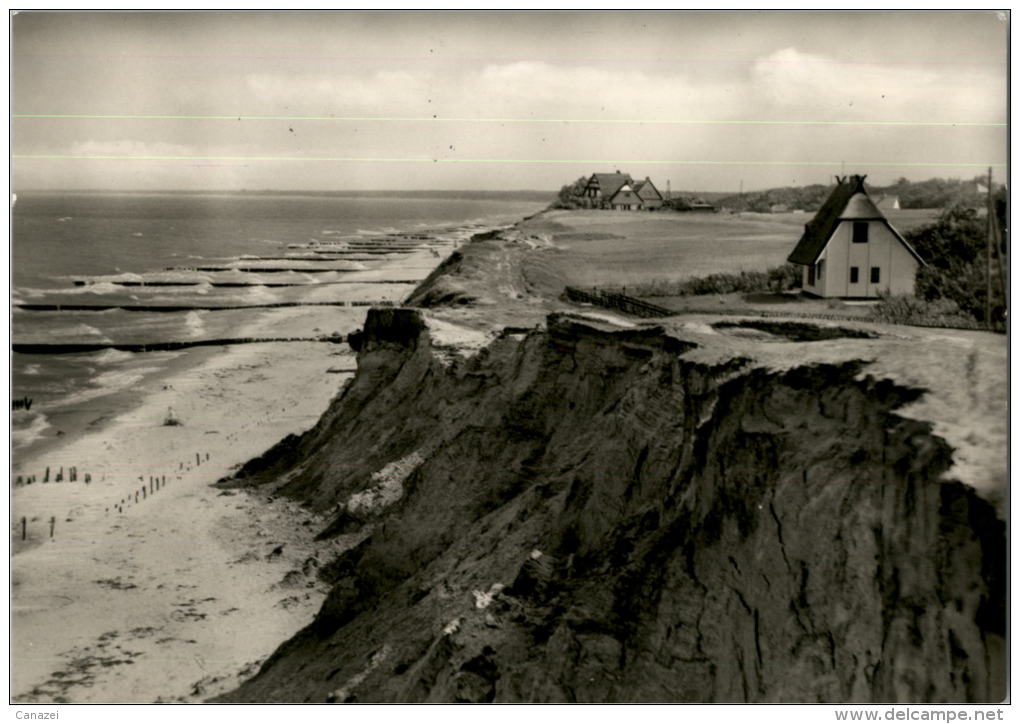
[608,183,642,207]
[787,175,924,267]
[584,171,633,199]
[632,177,663,202]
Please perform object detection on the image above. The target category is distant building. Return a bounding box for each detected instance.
[608,183,642,210]
[583,171,634,207]
[876,194,901,211]
[787,175,924,299]
[582,171,663,210]
[687,199,717,212]
[769,203,790,214]
[632,177,664,209]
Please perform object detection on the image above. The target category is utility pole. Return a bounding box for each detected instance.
[986,167,994,329]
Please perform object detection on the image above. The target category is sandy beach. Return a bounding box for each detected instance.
[10,245,459,703]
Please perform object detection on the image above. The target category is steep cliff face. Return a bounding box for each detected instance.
[219,309,1004,703]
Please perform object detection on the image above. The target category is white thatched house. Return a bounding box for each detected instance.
[787,175,924,299]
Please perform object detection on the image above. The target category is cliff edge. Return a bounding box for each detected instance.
[215,221,1006,703]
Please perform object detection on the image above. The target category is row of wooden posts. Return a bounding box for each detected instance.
[106,474,169,516]
[18,516,55,541]
[17,450,211,542]
[12,396,33,411]
[181,452,210,470]
[15,466,91,486]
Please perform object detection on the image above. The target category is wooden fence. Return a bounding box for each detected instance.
[564,287,672,319]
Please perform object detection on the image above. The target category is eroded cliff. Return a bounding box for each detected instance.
[217,307,1004,703]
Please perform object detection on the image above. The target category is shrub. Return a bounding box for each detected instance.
[551,176,590,209]
[905,204,1007,326]
[616,263,802,298]
[869,295,979,328]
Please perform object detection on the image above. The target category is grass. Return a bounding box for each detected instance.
[869,295,983,329]
[522,208,940,290]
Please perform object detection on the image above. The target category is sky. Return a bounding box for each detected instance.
[11,10,1008,193]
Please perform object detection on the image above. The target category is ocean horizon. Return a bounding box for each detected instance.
[12,191,546,460]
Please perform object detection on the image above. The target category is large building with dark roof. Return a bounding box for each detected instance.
[787,175,924,299]
[583,172,633,205]
[582,172,663,210]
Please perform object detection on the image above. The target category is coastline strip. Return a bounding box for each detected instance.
[71,279,421,287]
[13,336,346,354]
[16,301,392,312]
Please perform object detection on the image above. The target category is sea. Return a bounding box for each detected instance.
[11,191,546,461]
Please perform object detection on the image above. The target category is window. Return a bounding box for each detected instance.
[850,266,859,284]
[871,267,881,283]
[816,260,824,284]
[853,222,869,244]
[807,265,815,285]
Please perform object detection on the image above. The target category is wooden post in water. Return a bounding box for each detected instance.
[49,516,55,539]
[21,517,26,541]
[196,452,200,466]
[135,491,139,503]
[143,487,146,500]
[44,467,49,483]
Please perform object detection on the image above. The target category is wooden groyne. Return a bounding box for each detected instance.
[231,256,405,265]
[13,336,346,355]
[72,279,421,288]
[16,301,395,313]
[168,266,364,274]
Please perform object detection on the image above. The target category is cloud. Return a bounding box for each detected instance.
[234,49,1003,128]
[69,139,195,157]
[245,70,430,114]
[15,45,1005,192]
[749,47,1004,124]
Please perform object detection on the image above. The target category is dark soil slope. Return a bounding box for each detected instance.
[216,308,1004,703]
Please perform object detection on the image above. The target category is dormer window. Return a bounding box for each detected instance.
[852,222,869,243]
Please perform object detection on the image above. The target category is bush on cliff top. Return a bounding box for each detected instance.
[601,263,802,298]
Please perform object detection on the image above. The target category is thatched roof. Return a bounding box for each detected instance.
[841,192,884,219]
[632,177,663,201]
[787,176,863,265]
[787,175,924,266]
[586,172,633,198]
